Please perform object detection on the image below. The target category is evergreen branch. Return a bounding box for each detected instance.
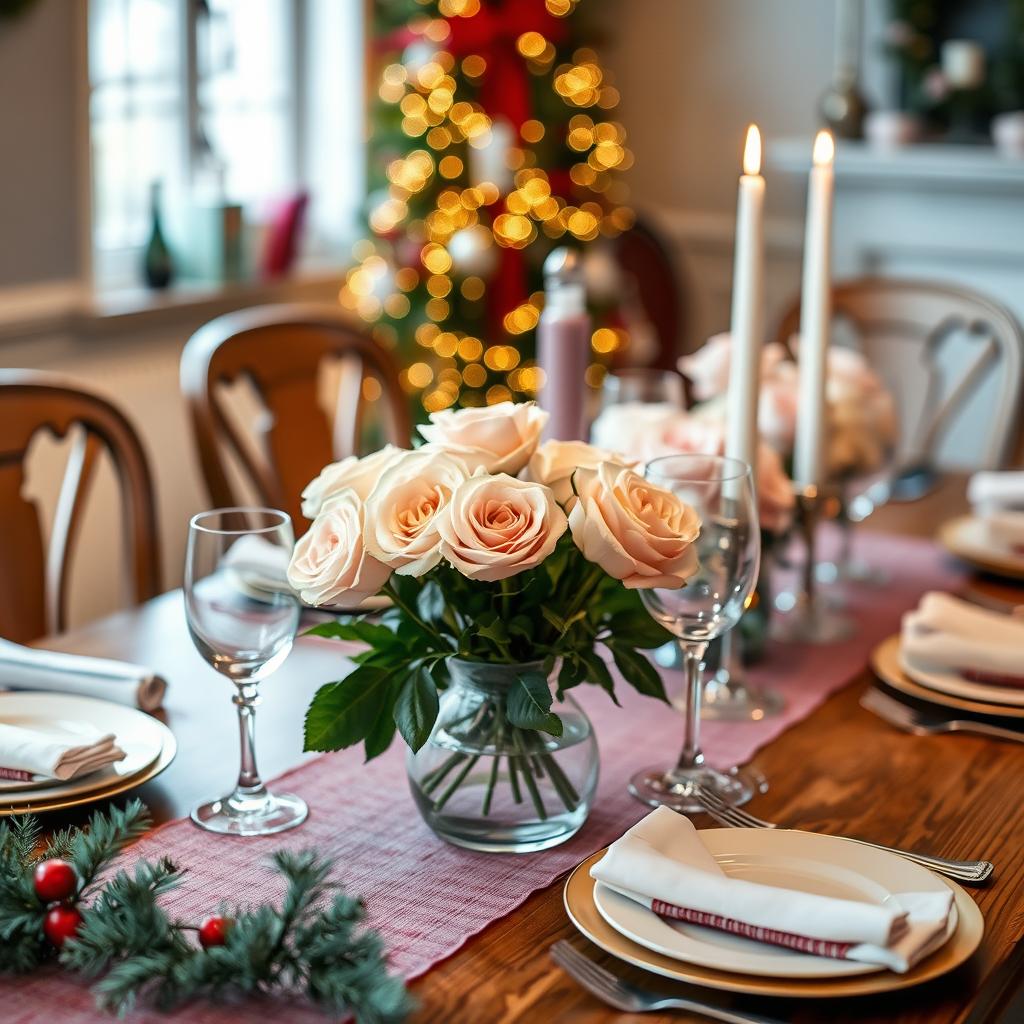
[71,799,151,891]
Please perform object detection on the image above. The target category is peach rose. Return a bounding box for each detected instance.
[656,412,795,533]
[300,445,404,518]
[287,489,391,605]
[568,463,701,589]
[679,334,789,403]
[438,469,567,581]
[418,401,547,474]
[363,449,470,576]
[523,440,634,505]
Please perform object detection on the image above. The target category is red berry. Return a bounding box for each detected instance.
[33,859,78,903]
[43,904,83,948]
[198,915,232,948]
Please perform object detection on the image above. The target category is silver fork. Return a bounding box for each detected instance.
[550,941,786,1023]
[862,686,1024,745]
[693,782,993,883]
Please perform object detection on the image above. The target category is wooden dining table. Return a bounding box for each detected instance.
[33,475,1024,1024]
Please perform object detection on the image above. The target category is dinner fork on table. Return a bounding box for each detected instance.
[692,782,993,884]
[550,941,786,1022]
[862,686,1024,746]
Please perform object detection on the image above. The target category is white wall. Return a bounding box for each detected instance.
[595,0,885,347]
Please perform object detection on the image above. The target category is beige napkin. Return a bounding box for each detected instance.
[0,722,125,782]
[967,471,1024,513]
[967,472,1024,552]
[981,510,1024,554]
[902,592,1024,684]
[0,638,166,712]
[590,807,952,973]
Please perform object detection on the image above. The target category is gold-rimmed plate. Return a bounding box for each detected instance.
[0,692,177,816]
[871,635,1024,720]
[938,515,1024,582]
[564,847,983,998]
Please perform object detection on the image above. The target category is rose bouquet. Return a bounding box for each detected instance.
[677,333,899,479]
[288,402,700,849]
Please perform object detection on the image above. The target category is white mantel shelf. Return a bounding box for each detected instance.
[769,138,1024,192]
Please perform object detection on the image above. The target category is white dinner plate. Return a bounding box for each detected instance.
[938,515,1024,581]
[0,692,168,804]
[871,635,1024,719]
[592,828,958,980]
[899,651,1024,708]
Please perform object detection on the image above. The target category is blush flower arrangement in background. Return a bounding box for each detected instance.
[289,403,701,822]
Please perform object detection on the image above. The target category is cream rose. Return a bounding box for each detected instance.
[438,469,567,581]
[287,489,391,605]
[418,401,547,474]
[568,463,701,589]
[300,445,404,518]
[679,334,789,403]
[523,440,633,505]
[656,412,795,533]
[363,449,470,576]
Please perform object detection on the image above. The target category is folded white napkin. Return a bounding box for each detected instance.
[901,592,1024,685]
[0,722,125,782]
[590,807,952,973]
[0,638,166,711]
[967,471,1024,513]
[981,510,1024,554]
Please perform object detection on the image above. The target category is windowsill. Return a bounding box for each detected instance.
[0,264,348,343]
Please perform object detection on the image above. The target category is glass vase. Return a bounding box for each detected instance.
[406,658,599,854]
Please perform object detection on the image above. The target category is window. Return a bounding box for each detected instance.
[87,0,363,288]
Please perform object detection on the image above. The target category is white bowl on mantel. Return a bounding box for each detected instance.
[863,110,923,150]
[992,112,1024,158]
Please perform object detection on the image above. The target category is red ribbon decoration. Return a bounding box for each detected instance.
[445,0,567,131]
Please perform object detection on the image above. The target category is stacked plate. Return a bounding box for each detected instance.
[871,635,1024,720]
[564,828,983,998]
[939,514,1024,582]
[0,692,176,815]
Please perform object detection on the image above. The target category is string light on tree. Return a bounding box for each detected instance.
[351,0,635,413]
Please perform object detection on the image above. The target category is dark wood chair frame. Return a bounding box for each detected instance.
[0,370,161,643]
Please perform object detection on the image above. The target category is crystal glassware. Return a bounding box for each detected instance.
[406,659,599,853]
[630,454,765,812]
[184,507,307,836]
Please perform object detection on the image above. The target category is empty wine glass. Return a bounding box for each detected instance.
[630,454,765,812]
[184,507,307,836]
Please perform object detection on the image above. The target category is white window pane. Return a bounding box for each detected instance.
[127,0,179,79]
[205,107,293,202]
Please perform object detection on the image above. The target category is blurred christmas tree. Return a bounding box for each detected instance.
[339,0,634,415]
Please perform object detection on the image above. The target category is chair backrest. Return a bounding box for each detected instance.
[180,303,412,527]
[773,277,1024,469]
[0,371,161,643]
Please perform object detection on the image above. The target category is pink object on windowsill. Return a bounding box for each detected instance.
[261,191,309,280]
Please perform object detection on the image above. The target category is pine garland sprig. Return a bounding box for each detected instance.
[0,804,412,1023]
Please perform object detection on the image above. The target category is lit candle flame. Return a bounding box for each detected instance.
[743,124,761,176]
[812,129,835,167]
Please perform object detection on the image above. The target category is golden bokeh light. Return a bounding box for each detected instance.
[460,276,485,301]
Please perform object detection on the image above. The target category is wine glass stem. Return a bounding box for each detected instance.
[676,640,708,771]
[801,501,818,608]
[232,684,267,802]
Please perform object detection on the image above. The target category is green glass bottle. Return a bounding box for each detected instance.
[143,182,174,289]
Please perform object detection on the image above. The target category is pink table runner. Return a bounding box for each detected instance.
[5,532,963,1022]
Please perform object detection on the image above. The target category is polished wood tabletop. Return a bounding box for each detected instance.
[35,476,1024,1024]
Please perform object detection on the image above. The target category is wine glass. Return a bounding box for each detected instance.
[599,367,686,408]
[630,454,765,812]
[184,507,307,836]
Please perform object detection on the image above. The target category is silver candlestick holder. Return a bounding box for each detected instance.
[771,485,855,645]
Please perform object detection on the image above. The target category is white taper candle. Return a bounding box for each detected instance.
[725,124,766,482]
[793,130,836,489]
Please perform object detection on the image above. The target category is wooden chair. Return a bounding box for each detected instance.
[180,303,412,527]
[0,371,161,643]
[773,277,1024,469]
